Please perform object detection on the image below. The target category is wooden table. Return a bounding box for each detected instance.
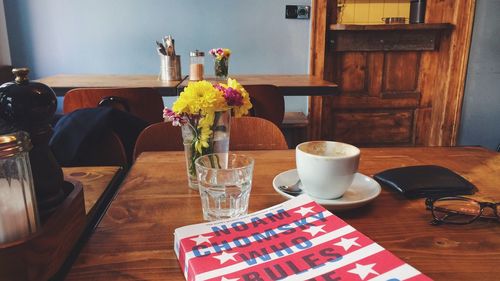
[178,75,339,96]
[36,74,185,97]
[37,74,338,97]
[64,147,500,280]
[63,166,124,218]
[49,166,124,280]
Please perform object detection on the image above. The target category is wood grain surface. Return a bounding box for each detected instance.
[63,87,165,124]
[36,74,184,89]
[330,23,453,31]
[63,166,123,217]
[230,117,288,151]
[37,74,338,97]
[65,147,500,280]
[309,0,475,147]
[36,75,185,97]
[423,0,476,146]
[178,75,338,97]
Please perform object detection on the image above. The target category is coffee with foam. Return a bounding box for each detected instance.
[296,141,360,199]
[299,141,351,157]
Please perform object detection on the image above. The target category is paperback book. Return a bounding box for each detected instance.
[174,194,431,281]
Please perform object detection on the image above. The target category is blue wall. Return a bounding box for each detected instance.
[4,0,311,112]
[458,0,500,151]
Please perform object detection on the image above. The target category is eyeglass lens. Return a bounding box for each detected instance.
[432,197,481,224]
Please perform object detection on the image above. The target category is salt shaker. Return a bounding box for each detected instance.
[189,50,205,81]
[0,131,39,244]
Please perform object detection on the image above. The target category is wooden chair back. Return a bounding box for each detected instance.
[244,84,284,127]
[63,87,164,124]
[133,122,183,161]
[230,117,288,150]
[133,117,287,160]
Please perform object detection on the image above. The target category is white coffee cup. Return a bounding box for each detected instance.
[296,141,360,199]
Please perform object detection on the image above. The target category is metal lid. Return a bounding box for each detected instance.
[190,50,205,57]
[12,68,30,84]
[0,131,32,158]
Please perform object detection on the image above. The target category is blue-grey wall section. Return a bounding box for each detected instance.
[458,0,500,151]
[4,0,311,112]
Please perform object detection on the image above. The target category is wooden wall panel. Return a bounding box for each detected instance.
[382,52,420,94]
[309,0,335,140]
[414,108,432,146]
[330,96,419,110]
[331,110,413,145]
[308,95,324,140]
[310,0,336,78]
[418,51,438,108]
[367,52,384,97]
[319,96,337,141]
[420,0,476,146]
[340,53,367,94]
[332,30,441,51]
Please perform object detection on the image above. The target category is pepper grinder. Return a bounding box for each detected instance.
[0,68,65,219]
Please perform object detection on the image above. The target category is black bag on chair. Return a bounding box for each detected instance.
[50,107,147,167]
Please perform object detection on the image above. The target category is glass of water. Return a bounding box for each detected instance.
[195,153,254,221]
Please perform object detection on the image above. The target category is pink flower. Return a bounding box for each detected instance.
[216,48,224,55]
[163,108,184,126]
[223,87,243,106]
[213,83,225,92]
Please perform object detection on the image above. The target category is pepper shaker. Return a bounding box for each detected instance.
[189,50,205,81]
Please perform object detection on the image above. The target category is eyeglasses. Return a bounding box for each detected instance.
[425,196,499,225]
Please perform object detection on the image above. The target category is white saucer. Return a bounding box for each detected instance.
[272,169,381,211]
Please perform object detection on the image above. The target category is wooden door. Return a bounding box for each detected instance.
[309,0,476,147]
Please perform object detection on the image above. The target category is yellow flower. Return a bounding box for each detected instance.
[172,80,225,115]
[195,112,215,152]
[167,78,252,153]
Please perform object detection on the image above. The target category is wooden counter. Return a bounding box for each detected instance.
[180,75,339,96]
[37,74,338,97]
[36,74,185,96]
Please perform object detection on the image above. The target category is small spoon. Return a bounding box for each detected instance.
[278,180,303,196]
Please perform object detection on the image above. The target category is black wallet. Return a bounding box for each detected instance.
[373,165,475,198]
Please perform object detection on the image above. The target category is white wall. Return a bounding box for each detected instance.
[458,0,500,151]
[0,0,11,65]
[4,0,312,113]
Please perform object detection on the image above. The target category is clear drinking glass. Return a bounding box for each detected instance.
[181,110,231,190]
[195,153,254,221]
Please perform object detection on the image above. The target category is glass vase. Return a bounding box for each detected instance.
[214,57,229,80]
[181,110,231,189]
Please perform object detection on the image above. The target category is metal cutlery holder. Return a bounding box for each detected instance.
[160,55,181,81]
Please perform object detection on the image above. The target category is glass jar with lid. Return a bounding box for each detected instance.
[189,50,205,81]
[0,131,39,244]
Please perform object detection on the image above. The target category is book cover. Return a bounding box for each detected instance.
[174,194,431,281]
